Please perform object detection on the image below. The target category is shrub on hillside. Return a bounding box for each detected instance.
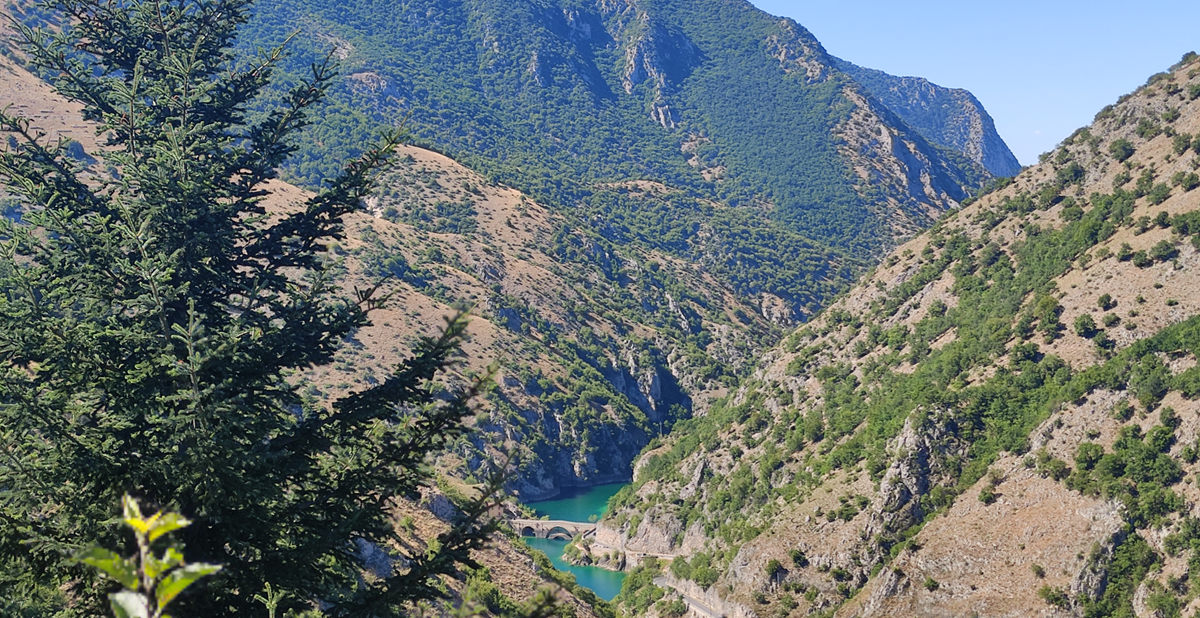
[1110,139,1136,162]
[1074,314,1099,338]
[1173,133,1193,154]
[1147,183,1172,205]
[1038,586,1070,609]
[1149,240,1179,262]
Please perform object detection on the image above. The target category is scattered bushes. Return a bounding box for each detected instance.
[1147,183,1172,205]
[1035,449,1071,481]
[1135,119,1162,139]
[1173,133,1193,155]
[1149,240,1179,262]
[1038,585,1070,609]
[1110,139,1136,162]
[1171,171,1199,191]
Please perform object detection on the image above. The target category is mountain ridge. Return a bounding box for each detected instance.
[598,52,1200,618]
[233,0,1003,252]
[834,57,1022,178]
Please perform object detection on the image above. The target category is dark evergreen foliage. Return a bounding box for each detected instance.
[0,0,510,615]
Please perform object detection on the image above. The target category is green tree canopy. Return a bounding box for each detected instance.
[0,0,501,615]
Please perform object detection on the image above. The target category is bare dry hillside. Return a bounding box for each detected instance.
[601,54,1200,618]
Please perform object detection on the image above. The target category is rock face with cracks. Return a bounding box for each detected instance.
[836,58,1022,178]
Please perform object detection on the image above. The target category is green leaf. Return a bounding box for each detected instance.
[124,516,152,536]
[78,547,138,589]
[122,494,143,521]
[123,495,152,536]
[147,512,191,543]
[145,547,184,579]
[109,590,150,618]
[155,563,222,610]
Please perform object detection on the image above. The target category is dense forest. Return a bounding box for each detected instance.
[234,0,995,265]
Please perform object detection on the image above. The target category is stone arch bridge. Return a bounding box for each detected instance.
[512,519,597,540]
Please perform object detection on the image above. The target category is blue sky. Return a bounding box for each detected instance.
[748,0,1200,166]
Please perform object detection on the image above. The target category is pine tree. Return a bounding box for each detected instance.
[0,0,503,615]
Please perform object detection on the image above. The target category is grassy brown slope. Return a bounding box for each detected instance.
[602,54,1200,618]
[285,143,785,496]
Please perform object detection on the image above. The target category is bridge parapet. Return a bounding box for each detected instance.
[512,518,597,540]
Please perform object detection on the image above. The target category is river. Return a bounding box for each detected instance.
[524,482,628,601]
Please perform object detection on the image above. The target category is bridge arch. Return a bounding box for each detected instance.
[513,518,596,539]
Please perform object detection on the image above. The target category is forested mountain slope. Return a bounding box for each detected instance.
[232,0,1000,255]
[601,53,1200,618]
[0,11,842,505]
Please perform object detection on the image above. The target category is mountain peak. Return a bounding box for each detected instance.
[834,57,1023,177]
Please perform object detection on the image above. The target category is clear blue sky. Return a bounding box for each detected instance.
[748,0,1200,166]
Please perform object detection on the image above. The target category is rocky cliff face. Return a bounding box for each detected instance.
[835,58,1023,178]
[834,85,982,240]
[599,0,698,129]
[604,53,1200,617]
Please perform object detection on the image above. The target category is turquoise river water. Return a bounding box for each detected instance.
[523,482,628,601]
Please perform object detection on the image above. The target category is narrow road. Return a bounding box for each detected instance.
[654,577,723,618]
